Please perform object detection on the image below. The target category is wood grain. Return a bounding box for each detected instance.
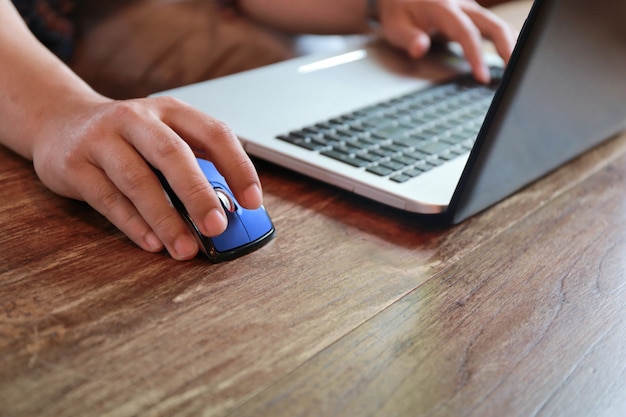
[2,2,626,416]
[230,138,626,417]
[2,126,625,417]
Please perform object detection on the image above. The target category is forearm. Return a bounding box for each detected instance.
[237,0,373,34]
[0,0,105,160]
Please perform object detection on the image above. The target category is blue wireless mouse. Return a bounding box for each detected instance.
[154,158,275,262]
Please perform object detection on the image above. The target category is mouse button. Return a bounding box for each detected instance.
[238,206,274,241]
[210,211,250,252]
[196,158,224,182]
[215,188,237,212]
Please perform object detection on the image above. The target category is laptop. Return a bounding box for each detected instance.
[152,0,626,224]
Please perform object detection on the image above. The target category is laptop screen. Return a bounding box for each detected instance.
[449,0,626,223]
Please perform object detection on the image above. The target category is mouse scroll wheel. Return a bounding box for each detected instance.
[215,188,236,212]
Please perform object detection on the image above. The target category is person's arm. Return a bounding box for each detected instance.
[237,0,517,82]
[0,0,263,260]
[235,0,371,34]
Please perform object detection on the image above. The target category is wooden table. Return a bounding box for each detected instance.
[2,2,625,416]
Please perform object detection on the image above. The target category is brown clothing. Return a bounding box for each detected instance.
[12,0,76,61]
[69,0,294,99]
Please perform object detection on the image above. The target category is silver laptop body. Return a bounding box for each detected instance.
[153,0,626,223]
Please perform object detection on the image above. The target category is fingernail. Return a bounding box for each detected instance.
[173,234,198,260]
[243,183,263,208]
[143,231,163,252]
[479,66,491,84]
[203,208,228,236]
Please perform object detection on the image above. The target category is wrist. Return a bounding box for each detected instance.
[367,0,380,31]
[367,0,379,22]
[216,0,238,10]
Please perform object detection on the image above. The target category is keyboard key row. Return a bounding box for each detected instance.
[276,71,500,183]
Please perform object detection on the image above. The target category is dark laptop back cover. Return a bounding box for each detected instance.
[448,0,626,224]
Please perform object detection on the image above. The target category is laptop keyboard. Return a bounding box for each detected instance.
[276,68,502,183]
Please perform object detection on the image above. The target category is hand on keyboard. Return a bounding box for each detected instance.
[375,0,517,83]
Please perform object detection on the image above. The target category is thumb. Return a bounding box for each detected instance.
[384,23,432,59]
[407,31,432,58]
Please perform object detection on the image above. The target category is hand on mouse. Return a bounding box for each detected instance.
[1,1,263,261]
[30,95,263,261]
[375,0,517,82]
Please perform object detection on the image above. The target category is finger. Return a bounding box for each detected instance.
[382,16,433,58]
[462,3,517,64]
[110,100,229,238]
[422,4,491,82]
[384,1,490,83]
[77,163,203,260]
[158,97,264,210]
[88,137,205,260]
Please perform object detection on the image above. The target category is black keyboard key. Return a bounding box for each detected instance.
[363,116,394,128]
[349,139,374,149]
[367,165,394,176]
[413,141,453,155]
[321,151,369,167]
[403,167,425,177]
[393,137,425,147]
[427,157,446,167]
[379,160,406,171]
[371,125,408,140]
[380,143,407,153]
[334,142,362,153]
[405,150,430,160]
[390,174,411,183]
[438,152,458,161]
[371,147,396,158]
[392,155,417,166]
[277,134,324,151]
[359,152,384,163]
